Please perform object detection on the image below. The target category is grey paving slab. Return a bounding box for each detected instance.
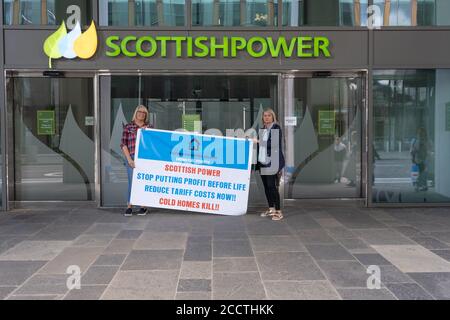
[72,235,115,247]
[81,266,119,285]
[407,273,450,299]
[175,292,212,300]
[184,242,212,261]
[38,247,104,274]
[180,261,212,279]
[145,217,192,232]
[246,220,292,236]
[213,231,248,240]
[250,235,306,253]
[264,280,340,300]
[213,272,266,300]
[306,244,355,261]
[316,260,370,288]
[324,227,356,239]
[430,250,450,262]
[213,240,253,258]
[115,230,143,240]
[386,283,435,300]
[255,252,325,281]
[410,237,450,250]
[354,254,393,266]
[178,279,211,292]
[14,274,68,295]
[31,225,91,241]
[379,265,415,284]
[371,245,450,273]
[296,229,337,244]
[337,288,396,300]
[92,254,127,266]
[122,220,150,231]
[331,214,386,229]
[2,223,48,236]
[337,238,371,251]
[103,239,136,254]
[283,215,323,230]
[394,226,426,238]
[133,232,188,250]
[352,229,415,245]
[7,294,63,300]
[0,286,16,300]
[121,250,183,271]
[84,223,124,235]
[422,232,450,244]
[0,241,71,261]
[0,237,28,255]
[0,261,47,286]
[64,285,107,300]
[102,270,179,299]
[314,218,344,228]
[213,258,259,273]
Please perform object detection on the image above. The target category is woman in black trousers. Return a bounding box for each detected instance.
[256,108,285,221]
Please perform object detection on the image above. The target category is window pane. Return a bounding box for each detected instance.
[372,70,450,204]
[373,0,449,26]
[192,0,277,27]
[283,0,368,26]
[100,0,185,26]
[3,0,92,25]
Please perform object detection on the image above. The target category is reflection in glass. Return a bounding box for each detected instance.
[3,0,92,25]
[100,0,185,26]
[284,77,363,199]
[373,0,449,26]
[282,0,368,26]
[12,78,94,201]
[372,70,450,203]
[192,0,277,26]
[101,75,278,206]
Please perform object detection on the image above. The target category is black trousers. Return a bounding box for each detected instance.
[260,174,281,210]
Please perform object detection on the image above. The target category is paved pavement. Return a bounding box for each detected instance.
[1,205,450,300]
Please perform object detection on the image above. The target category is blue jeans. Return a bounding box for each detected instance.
[125,156,134,204]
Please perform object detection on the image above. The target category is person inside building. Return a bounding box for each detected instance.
[410,127,430,192]
[256,108,285,221]
[121,105,152,216]
[333,136,347,183]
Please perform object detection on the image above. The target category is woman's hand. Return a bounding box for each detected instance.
[128,159,135,168]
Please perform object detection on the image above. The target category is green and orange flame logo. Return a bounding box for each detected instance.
[43,21,98,68]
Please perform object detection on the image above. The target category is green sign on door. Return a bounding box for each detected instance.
[446,102,450,132]
[37,110,55,135]
[318,110,336,135]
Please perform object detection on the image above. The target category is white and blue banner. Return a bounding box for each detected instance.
[130,129,253,216]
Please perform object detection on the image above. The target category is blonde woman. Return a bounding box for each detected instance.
[256,108,285,221]
[120,105,152,216]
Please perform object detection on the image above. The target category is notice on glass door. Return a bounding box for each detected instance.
[130,129,253,216]
[37,110,55,135]
[318,110,336,135]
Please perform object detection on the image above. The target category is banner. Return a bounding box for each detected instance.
[130,129,253,216]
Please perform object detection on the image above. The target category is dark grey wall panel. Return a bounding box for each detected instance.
[4,29,368,71]
[374,30,450,68]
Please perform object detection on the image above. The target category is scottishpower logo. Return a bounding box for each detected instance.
[43,21,98,68]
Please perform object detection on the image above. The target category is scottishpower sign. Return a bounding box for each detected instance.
[105,35,331,58]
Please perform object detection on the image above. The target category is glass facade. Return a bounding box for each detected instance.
[192,0,278,26]
[284,76,364,199]
[372,69,450,203]
[3,0,92,25]
[374,0,450,26]
[283,0,368,26]
[101,75,277,207]
[10,77,95,201]
[99,0,186,26]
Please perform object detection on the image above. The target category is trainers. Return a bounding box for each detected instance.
[124,208,133,217]
[137,207,148,216]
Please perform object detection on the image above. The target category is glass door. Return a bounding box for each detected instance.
[283,73,366,199]
[8,76,95,201]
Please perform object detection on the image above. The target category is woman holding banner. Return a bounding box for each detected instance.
[257,109,285,221]
[121,105,151,217]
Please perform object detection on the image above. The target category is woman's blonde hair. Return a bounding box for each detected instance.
[261,108,277,124]
[132,105,149,123]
